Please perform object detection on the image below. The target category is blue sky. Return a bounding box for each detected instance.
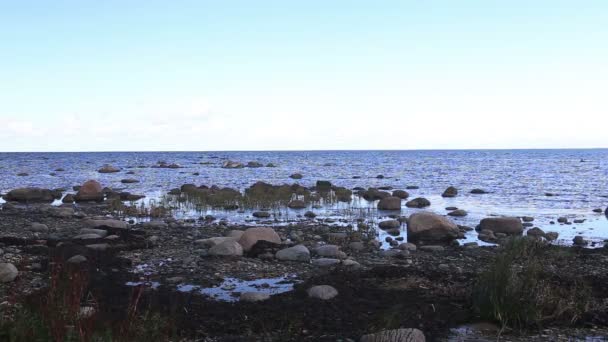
[1,1,607,151]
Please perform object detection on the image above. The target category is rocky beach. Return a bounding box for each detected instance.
[1,151,607,341]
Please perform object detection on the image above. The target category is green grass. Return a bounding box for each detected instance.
[473,237,591,332]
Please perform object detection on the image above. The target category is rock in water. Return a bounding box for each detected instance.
[441,186,458,198]
[448,209,467,217]
[405,197,431,208]
[407,212,459,243]
[75,180,104,202]
[237,227,281,251]
[307,285,338,300]
[377,197,402,210]
[276,245,310,262]
[287,200,306,209]
[208,240,243,256]
[378,220,400,229]
[479,217,523,234]
[98,165,120,173]
[316,180,332,192]
[360,328,426,342]
[392,190,409,199]
[0,263,18,283]
[3,188,55,203]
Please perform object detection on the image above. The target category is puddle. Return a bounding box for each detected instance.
[177,275,300,302]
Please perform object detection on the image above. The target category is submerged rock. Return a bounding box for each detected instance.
[479,217,523,234]
[316,180,332,192]
[405,197,431,208]
[573,236,588,246]
[407,212,459,243]
[98,165,120,173]
[470,188,488,194]
[252,211,271,218]
[448,209,467,217]
[289,173,303,179]
[307,285,338,300]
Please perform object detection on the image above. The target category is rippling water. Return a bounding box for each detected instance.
[1,150,607,245]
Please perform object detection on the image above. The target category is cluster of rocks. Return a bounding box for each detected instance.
[221,161,276,169]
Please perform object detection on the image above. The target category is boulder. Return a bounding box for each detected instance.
[315,245,346,259]
[479,217,523,234]
[545,231,559,241]
[442,186,458,198]
[526,227,545,238]
[360,328,426,342]
[405,197,431,208]
[276,245,310,262]
[448,209,467,217]
[307,285,338,300]
[0,263,18,283]
[74,180,104,202]
[377,197,402,210]
[208,240,244,256]
[573,236,587,246]
[378,220,400,230]
[392,190,409,199]
[3,188,55,203]
[30,223,49,233]
[238,227,281,251]
[362,188,391,201]
[407,212,459,242]
[98,165,120,173]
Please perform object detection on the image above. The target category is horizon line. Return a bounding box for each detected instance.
[0,147,607,153]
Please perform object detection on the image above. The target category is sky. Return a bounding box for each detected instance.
[0,0,607,152]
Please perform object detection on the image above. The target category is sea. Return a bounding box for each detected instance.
[1,149,607,246]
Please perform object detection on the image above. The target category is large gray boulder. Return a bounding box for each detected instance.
[276,245,310,262]
[377,197,402,210]
[479,217,523,234]
[208,240,243,256]
[360,328,426,342]
[407,212,459,242]
[237,227,281,251]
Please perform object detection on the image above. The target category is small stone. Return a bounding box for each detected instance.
[67,255,87,264]
[307,285,338,300]
[240,292,270,302]
[30,223,49,233]
[0,263,18,283]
